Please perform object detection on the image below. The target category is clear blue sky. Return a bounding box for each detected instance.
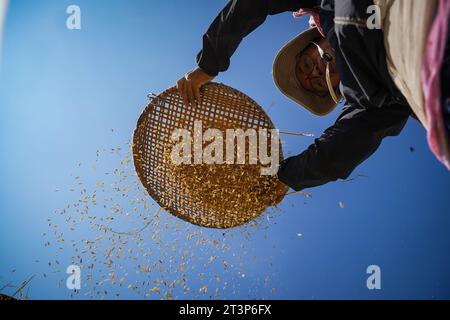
[1,0,450,300]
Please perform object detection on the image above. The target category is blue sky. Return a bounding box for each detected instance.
[0,0,449,300]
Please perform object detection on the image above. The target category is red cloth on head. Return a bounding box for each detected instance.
[422,0,450,170]
[293,9,325,37]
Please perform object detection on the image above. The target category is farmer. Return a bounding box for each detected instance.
[176,0,448,192]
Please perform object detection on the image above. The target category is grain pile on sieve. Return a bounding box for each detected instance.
[159,139,287,229]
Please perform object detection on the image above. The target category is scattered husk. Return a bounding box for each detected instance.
[43,140,286,300]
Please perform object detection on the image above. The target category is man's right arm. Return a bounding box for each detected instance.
[197,0,317,77]
[277,102,411,191]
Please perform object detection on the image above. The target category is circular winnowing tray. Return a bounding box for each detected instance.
[132,82,287,229]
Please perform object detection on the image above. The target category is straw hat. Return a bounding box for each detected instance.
[273,27,339,116]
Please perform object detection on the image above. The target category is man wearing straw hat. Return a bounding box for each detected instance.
[177,0,450,192]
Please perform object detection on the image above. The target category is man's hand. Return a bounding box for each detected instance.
[273,179,289,206]
[176,67,215,107]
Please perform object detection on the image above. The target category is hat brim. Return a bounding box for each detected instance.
[273,28,338,116]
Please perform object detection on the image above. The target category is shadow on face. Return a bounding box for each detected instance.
[295,37,340,96]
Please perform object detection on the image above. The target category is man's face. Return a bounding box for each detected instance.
[295,38,340,96]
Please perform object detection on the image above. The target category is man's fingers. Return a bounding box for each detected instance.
[194,85,201,106]
[177,79,189,106]
[176,78,184,94]
[186,84,195,107]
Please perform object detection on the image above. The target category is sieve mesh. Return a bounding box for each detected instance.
[132,83,287,229]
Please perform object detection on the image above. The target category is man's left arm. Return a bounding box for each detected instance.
[197,0,317,77]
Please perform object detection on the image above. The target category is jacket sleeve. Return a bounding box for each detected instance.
[197,0,317,76]
[333,0,405,109]
[277,103,411,191]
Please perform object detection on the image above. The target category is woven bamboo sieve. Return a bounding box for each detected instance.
[132,82,288,229]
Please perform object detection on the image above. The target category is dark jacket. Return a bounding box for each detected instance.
[196,0,412,191]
